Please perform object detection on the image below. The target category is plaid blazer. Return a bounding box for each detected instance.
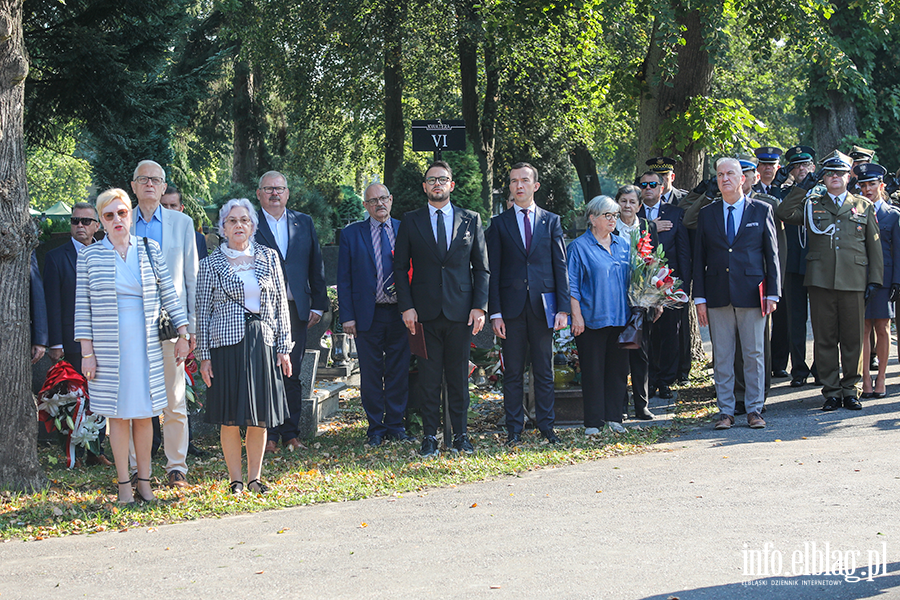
[195,242,294,361]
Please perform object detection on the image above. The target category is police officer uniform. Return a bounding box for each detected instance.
[775,151,884,409]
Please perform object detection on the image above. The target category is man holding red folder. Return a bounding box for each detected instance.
[693,158,781,430]
[486,163,570,446]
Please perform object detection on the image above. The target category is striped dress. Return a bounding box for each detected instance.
[74,236,189,417]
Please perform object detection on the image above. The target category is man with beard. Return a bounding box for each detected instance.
[394,161,489,457]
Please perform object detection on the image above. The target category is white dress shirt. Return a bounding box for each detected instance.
[429,203,453,250]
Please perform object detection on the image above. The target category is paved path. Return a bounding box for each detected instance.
[4,351,900,599]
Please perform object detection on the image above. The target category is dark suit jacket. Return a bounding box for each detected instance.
[255,208,328,317]
[637,202,691,283]
[337,217,401,332]
[394,205,489,323]
[876,202,900,288]
[486,205,570,320]
[31,251,48,347]
[195,230,208,260]
[693,197,781,309]
[43,240,81,355]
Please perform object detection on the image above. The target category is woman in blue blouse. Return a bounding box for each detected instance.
[568,195,631,435]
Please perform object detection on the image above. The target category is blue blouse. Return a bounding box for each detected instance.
[567,231,631,329]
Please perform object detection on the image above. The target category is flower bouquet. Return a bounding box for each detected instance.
[37,361,106,468]
[618,230,690,349]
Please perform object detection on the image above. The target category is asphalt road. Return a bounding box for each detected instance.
[3,353,900,599]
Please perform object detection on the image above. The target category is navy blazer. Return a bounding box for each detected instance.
[337,217,401,332]
[876,202,900,287]
[255,208,328,317]
[30,251,48,347]
[486,205,570,320]
[394,205,489,323]
[693,197,781,309]
[43,240,80,354]
[637,202,691,283]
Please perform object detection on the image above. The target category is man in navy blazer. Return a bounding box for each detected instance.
[694,158,780,430]
[337,183,411,447]
[487,163,569,446]
[43,203,111,464]
[637,171,691,399]
[254,170,328,452]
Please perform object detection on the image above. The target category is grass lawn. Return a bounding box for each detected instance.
[0,368,716,542]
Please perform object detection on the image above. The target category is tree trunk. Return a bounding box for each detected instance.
[456,0,496,214]
[569,143,602,202]
[382,0,405,188]
[810,89,859,155]
[0,0,45,492]
[637,10,714,189]
[232,58,259,187]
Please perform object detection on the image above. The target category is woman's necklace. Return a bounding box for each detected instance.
[115,246,128,260]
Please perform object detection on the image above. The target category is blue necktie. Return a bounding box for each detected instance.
[380,222,394,296]
[726,205,735,245]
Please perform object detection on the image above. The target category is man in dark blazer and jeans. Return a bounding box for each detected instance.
[255,170,328,452]
[337,183,411,447]
[487,162,569,446]
[694,158,781,430]
[394,161,490,457]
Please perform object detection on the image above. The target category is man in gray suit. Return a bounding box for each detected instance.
[130,160,199,488]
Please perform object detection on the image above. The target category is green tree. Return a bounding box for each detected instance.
[26,140,93,210]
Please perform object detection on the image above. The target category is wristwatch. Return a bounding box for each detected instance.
[179,333,191,341]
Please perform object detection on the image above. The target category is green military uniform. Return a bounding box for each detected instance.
[776,185,883,400]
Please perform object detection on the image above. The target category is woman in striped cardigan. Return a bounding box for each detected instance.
[75,188,190,504]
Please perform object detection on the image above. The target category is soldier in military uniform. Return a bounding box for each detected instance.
[853,163,900,398]
[646,156,688,205]
[775,151,884,411]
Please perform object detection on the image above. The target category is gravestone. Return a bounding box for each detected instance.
[297,349,321,438]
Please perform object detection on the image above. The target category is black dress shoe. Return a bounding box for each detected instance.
[506,433,522,447]
[367,435,383,447]
[822,397,842,411]
[658,385,673,400]
[388,431,413,443]
[873,392,887,399]
[541,429,561,444]
[187,443,209,458]
[452,434,475,455]
[790,378,806,388]
[419,435,439,457]
[843,397,862,410]
[772,369,789,378]
[634,409,655,421]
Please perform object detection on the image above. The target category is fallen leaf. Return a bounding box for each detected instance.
[775,439,782,442]
[52,507,63,517]
[490,585,501,589]
[359,522,368,528]
[277,528,289,534]
[470,503,478,508]
[596,490,602,493]
[255,571,264,575]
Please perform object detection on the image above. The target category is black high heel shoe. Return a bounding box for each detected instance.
[135,478,155,503]
[117,480,135,505]
[247,479,269,494]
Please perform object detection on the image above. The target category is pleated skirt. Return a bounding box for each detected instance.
[205,314,289,428]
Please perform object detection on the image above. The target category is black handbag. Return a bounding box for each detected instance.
[143,237,179,341]
[618,307,646,350]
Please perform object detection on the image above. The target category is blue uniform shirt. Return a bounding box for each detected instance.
[567,231,631,329]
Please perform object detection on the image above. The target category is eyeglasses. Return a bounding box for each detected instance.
[102,209,129,222]
[425,176,451,185]
[70,217,97,226]
[822,170,846,178]
[224,217,253,227]
[134,176,164,186]
[639,181,659,189]
[261,186,287,195]
[599,212,619,221]
[365,195,391,204]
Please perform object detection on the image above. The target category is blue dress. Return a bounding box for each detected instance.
[105,238,154,419]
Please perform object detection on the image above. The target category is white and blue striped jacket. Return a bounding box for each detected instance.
[74,237,189,417]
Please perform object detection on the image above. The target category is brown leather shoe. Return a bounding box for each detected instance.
[167,470,189,488]
[264,440,279,454]
[714,414,735,430]
[86,453,113,467]
[283,438,306,452]
[747,412,766,429]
